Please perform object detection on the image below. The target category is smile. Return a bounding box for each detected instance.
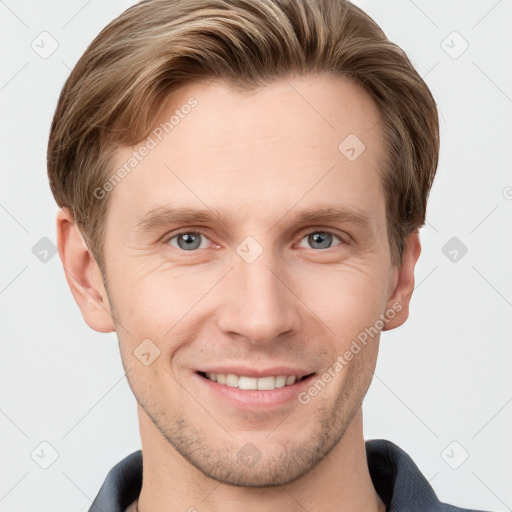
[199,371,314,391]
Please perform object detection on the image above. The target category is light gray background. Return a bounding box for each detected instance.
[1,1,511,511]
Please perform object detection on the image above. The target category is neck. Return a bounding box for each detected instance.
[136,406,385,512]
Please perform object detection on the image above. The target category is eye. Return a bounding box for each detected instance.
[297,230,343,250]
[166,231,211,251]
[165,229,345,253]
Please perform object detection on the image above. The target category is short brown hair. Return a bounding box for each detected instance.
[47,0,439,271]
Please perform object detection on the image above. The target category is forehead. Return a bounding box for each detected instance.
[145,73,384,161]
[107,73,387,229]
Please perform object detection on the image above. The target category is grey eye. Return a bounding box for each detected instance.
[168,232,207,251]
[298,231,342,250]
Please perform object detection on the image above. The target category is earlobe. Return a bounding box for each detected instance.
[383,231,421,331]
[56,208,115,333]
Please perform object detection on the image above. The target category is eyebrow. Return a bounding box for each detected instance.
[134,205,371,233]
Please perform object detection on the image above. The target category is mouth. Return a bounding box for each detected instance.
[195,370,317,410]
[197,371,316,391]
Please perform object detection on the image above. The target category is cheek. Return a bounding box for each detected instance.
[113,264,225,370]
[297,261,390,328]
[108,258,198,322]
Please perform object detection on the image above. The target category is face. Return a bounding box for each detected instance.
[92,74,406,486]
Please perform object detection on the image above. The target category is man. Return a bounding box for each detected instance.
[47,0,491,511]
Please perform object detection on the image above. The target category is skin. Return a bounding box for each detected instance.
[57,73,421,512]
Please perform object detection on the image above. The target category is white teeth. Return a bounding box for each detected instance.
[239,376,258,390]
[225,373,239,387]
[203,372,304,390]
[275,376,287,388]
[257,376,275,390]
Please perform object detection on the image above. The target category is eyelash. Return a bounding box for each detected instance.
[164,229,346,252]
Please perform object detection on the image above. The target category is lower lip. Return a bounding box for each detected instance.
[194,372,316,410]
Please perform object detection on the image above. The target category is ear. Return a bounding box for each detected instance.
[382,231,421,331]
[56,208,115,333]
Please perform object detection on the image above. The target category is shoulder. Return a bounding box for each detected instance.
[365,439,494,512]
[88,450,143,512]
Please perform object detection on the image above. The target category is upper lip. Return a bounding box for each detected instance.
[196,366,315,379]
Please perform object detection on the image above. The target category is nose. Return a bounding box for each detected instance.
[216,245,302,346]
